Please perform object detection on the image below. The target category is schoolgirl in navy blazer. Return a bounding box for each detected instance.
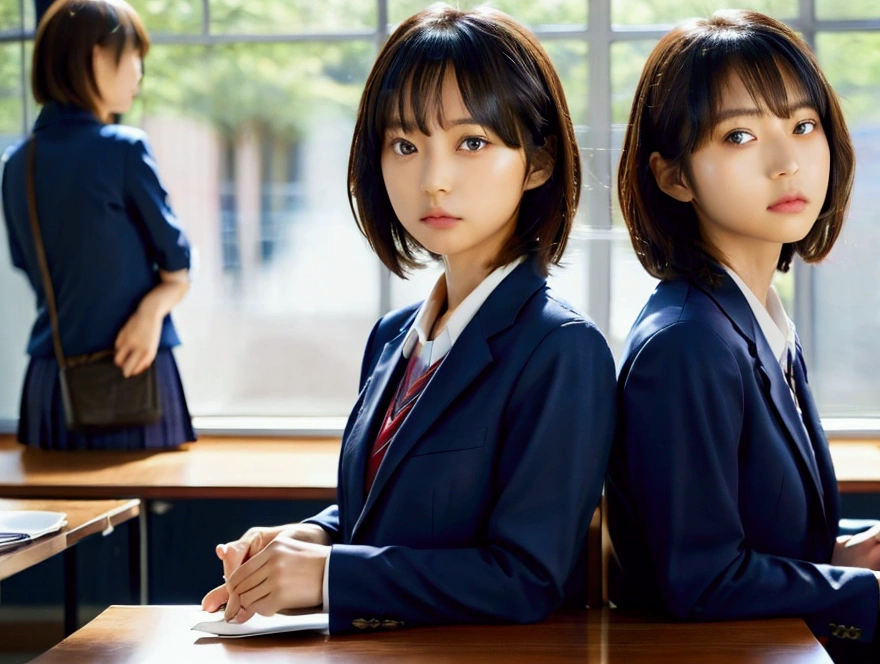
[202,5,616,634]
[607,10,880,657]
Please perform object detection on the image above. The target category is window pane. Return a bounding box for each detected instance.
[610,237,656,359]
[210,0,376,33]
[389,1,587,27]
[817,0,880,20]
[610,39,656,229]
[810,33,880,416]
[131,42,378,416]
[546,41,588,127]
[612,0,796,25]
[0,43,24,135]
[127,0,203,34]
[0,1,21,32]
[0,40,29,421]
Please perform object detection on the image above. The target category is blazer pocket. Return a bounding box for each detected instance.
[410,428,486,457]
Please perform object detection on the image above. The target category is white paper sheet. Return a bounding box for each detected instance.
[191,611,329,638]
[0,511,67,551]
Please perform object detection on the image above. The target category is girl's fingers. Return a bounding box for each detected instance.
[223,592,241,622]
[231,564,269,597]
[201,584,229,612]
[238,582,273,616]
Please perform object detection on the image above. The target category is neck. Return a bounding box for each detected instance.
[441,255,495,312]
[722,249,780,308]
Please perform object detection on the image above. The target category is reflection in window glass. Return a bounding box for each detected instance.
[129,42,379,416]
[127,0,202,34]
[811,33,880,415]
[817,0,880,20]
[211,0,376,33]
[612,0,795,25]
[389,0,586,27]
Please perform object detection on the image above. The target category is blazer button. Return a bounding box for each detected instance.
[847,627,862,640]
[381,619,405,629]
[353,618,380,629]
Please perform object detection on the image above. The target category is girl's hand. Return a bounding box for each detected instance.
[201,524,330,613]
[832,524,880,570]
[222,536,329,623]
[114,306,163,377]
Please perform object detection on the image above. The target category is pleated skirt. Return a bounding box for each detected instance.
[17,348,197,450]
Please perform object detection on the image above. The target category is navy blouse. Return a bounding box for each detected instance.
[1,103,191,358]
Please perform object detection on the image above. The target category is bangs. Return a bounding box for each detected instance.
[371,22,543,150]
[100,0,151,59]
[684,34,828,150]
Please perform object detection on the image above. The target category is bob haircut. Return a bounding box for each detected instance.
[348,3,580,278]
[32,0,150,117]
[618,9,854,282]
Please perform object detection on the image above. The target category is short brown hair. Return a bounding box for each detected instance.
[32,0,150,116]
[348,3,580,278]
[618,9,854,282]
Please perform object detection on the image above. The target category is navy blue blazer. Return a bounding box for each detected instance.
[1,103,190,358]
[606,268,879,642]
[304,259,617,634]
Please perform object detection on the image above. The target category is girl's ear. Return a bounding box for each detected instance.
[524,136,556,191]
[649,151,694,202]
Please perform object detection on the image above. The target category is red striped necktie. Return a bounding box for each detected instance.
[364,350,442,495]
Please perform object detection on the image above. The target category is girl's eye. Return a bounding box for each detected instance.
[725,130,756,145]
[391,139,416,156]
[460,137,488,152]
[794,120,817,136]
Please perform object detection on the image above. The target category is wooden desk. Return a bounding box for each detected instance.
[829,440,880,493]
[0,498,140,635]
[3,435,877,498]
[29,606,831,663]
[0,435,340,605]
[0,435,339,500]
[0,498,139,580]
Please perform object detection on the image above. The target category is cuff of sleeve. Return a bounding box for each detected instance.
[322,547,331,613]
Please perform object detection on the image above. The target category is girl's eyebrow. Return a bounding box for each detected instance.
[386,117,480,133]
[715,99,814,123]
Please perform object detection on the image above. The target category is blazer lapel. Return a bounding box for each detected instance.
[791,344,838,534]
[339,326,408,535]
[351,258,547,539]
[697,271,826,517]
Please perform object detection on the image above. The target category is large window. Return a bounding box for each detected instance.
[1,0,878,430]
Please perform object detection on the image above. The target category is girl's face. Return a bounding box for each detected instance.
[380,73,548,273]
[657,71,830,266]
[92,44,143,121]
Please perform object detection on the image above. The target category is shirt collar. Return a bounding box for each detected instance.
[723,266,795,366]
[402,257,526,362]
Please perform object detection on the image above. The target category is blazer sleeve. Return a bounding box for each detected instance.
[323,321,617,633]
[622,321,879,642]
[1,152,26,271]
[123,134,191,272]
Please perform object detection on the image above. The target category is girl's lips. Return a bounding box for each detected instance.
[768,199,807,213]
[421,215,460,229]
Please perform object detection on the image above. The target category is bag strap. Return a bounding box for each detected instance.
[25,137,68,369]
